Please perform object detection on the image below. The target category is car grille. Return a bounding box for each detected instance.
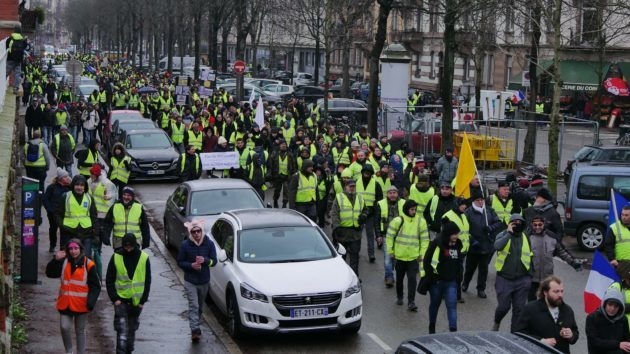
[272,292,342,316]
[137,162,171,169]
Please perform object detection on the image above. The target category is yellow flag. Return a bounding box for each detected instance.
[454,133,477,199]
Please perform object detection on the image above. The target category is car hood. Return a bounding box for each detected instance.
[237,256,356,295]
[128,148,179,161]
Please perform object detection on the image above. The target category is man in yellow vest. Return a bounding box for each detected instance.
[491,180,518,225]
[288,159,318,221]
[103,187,150,250]
[24,129,52,191]
[168,115,186,153]
[386,199,430,311]
[106,233,151,354]
[375,186,405,287]
[56,175,99,255]
[108,143,132,199]
[76,139,101,178]
[356,164,383,263]
[603,205,630,268]
[183,122,203,153]
[408,174,435,214]
[269,140,296,208]
[331,178,368,276]
[88,163,117,279]
[492,213,533,332]
[178,145,202,182]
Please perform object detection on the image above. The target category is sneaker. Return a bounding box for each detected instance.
[385,278,394,288]
[407,302,418,311]
[191,329,201,342]
[477,290,487,298]
[461,283,469,292]
[396,298,403,305]
[458,298,465,304]
[369,256,376,263]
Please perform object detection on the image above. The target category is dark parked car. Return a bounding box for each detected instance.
[313,98,367,124]
[122,129,180,181]
[396,331,562,353]
[163,179,265,250]
[563,145,630,185]
[283,85,325,104]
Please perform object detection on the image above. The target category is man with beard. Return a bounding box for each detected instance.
[56,175,99,255]
[436,147,458,184]
[269,140,296,208]
[523,188,564,239]
[514,276,579,354]
[103,187,150,250]
[603,205,630,268]
[106,233,151,354]
[492,214,533,332]
[348,150,367,180]
[408,174,435,214]
[288,159,318,221]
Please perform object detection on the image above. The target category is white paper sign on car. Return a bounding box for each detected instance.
[200,152,240,170]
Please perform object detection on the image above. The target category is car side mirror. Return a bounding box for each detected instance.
[178,206,186,216]
[218,249,228,263]
[336,243,346,256]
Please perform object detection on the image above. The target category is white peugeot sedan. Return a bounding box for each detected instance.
[208,209,362,338]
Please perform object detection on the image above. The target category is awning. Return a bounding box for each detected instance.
[551,60,610,91]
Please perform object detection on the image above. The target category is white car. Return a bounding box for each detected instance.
[208,209,362,338]
[293,72,314,87]
[262,84,294,96]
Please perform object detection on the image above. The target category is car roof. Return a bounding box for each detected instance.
[573,163,630,172]
[226,209,314,230]
[124,128,168,135]
[581,145,630,151]
[397,331,562,354]
[183,178,256,192]
[112,110,144,115]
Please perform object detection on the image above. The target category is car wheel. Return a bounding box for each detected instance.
[226,290,243,339]
[577,223,604,251]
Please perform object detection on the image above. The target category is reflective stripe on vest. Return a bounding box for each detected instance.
[112,203,143,239]
[296,173,317,203]
[495,235,532,272]
[56,257,94,313]
[356,177,377,206]
[89,182,109,214]
[110,156,131,184]
[170,122,185,144]
[429,195,440,220]
[180,153,200,174]
[278,154,288,175]
[54,133,76,155]
[377,198,405,233]
[492,195,513,224]
[409,186,435,213]
[24,143,46,167]
[336,193,364,227]
[612,221,630,260]
[332,147,350,166]
[114,252,148,306]
[443,210,470,253]
[63,193,93,228]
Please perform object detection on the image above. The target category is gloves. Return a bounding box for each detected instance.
[357,214,367,225]
[572,261,583,272]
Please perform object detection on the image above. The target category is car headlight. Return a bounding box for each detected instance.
[344,278,361,298]
[240,282,268,303]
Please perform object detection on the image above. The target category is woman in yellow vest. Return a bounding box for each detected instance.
[58,175,98,256]
[46,239,101,354]
[76,139,101,178]
[109,143,132,199]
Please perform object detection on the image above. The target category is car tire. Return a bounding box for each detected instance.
[227,290,244,339]
[577,223,605,251]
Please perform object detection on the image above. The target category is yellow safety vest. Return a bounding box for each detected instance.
[356,177,377,206]
[332,147,350,166]
[492,195,513,224]
[376,176,392,192]
[409,186,435,213]
[170,122,185,144]
[336,193,365,228]
[443,210,470,253]
[110,156,131,184]
[63,193,93,229]
[55,111,67,126]
[24,142,46,167]
[54,134,76,155]
[237,148,251,168]
[278,154,289,176]
[495,235,533,272]
[180,153,200,174]
[535,103,544,114]
[295,173,317,203]
[89,182,109,214]
[79,150,97,177]
[429,195,440,220]
[187,131,203,151]
[114,252,148,306]
[377,198,405,233]
[385,215,429,264]
[612,221,630,260]
[112,203,143,239]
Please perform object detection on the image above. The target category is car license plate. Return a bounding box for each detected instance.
[146,170,165,175]
[290,308,328,318]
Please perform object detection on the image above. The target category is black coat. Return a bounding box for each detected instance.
[464,206,504,254]
[586,308,630,354]
[514,298,579,353]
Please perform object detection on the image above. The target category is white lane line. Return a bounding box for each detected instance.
[367,332,392,352]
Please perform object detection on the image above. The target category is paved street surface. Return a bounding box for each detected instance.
[134,181,592,354]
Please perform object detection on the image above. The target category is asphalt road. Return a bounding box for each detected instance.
[132,181,593,354]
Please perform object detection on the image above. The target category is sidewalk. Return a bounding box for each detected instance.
[19,151,228,352]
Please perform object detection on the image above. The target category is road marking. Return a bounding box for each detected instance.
[367,332,392,352]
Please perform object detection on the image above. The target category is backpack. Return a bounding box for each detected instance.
[26,142,40,162]
[9,38,26,62]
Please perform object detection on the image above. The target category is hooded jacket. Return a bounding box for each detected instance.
[464,204,504,254]
[586,286,630,354]
[105,238,152,305]
[524,201,564,238]
[177,224,218,285]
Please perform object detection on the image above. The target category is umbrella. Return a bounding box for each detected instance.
[603,77,629,96]
[137,86,158,95]
[85,64,96,74]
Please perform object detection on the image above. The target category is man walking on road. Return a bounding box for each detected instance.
[24,129,51,192]
[103,187,150,250]
[514,276,579,354]
[177,220,217,342]
[288,159,318,221]
[331,179,368,276]
[106,234,151,354]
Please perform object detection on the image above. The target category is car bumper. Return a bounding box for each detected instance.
[237,292,362,334]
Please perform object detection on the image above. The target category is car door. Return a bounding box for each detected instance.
[165,186,184,245]
[209,219,236,313]
[172,187,190,247]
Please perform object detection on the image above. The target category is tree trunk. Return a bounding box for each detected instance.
[167,0,174,72]
[193,10,202,79]
[367,0,394,137]
[522,3,541,164]
[474,51,483,121]
[341,36,351,98]
[221,26,230,72]
[440,0,457,151]
[547,0,563,196]
[313,17,321,86]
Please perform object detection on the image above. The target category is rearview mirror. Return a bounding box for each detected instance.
[336,243,346,256]
[218,249,228,262]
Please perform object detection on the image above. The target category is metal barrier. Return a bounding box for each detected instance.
[0,38,8,114]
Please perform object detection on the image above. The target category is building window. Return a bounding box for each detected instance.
[392,10,398,31]
[415,54,422,78]
[355,50,361,67]
[463,56,470,81]
[429,3,438,32]
[483,54,494,87]
[582,0,602,43]
[430,51,435,78]
[505,0,515,32]
[504,55,513,89]
[416,8,423,32]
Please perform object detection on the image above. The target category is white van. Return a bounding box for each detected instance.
[182,65,212,79]
[158,56,196,74]
[462,90,517,122]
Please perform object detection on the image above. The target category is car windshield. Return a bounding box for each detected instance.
[126,132,171,149]
[79,86,98,95]
[238,226,334,263]
[574,146,600,161]
[119,121,155,131]
[112,112,144,122]
[189,189,263,216]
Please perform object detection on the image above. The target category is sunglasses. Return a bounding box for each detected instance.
[191,229,203,234]
[532,223,545,227]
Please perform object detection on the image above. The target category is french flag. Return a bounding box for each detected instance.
[511,90,525,104]
[584,250,620,313]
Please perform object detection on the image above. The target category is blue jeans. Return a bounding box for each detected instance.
[6,60,21,91]
[429,279,458,331]
[383,240,394,280]
[41,126,52,145]
[82,127,93,146]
